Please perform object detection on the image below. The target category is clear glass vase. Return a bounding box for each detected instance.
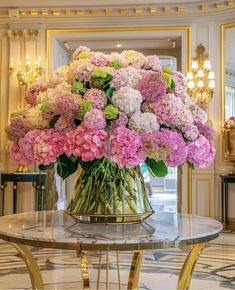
[65,158,154,223]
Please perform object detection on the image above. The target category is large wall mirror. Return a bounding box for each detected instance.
[222,23,235,121]
[46,27,191,213]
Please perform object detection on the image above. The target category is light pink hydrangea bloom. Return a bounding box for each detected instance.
[187,136,216,168]
[53,93,80,121]
[25,82,48,106]
[33,129,65,165]
[64,126,108,161]
[111,68,130,90]
[18,129,40,163]
[72,46,91,60]
[143,55,162,72]
[110,127,145,168]
[128,112,159,134]
[83,88,107,110]
[83,109,106,130]
[112,87,142,116]
[10,143,32,165]
[110,113,128,131]
[90,52,109,67]
[136,71,166,102]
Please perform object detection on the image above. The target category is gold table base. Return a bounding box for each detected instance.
[11,242,206,290]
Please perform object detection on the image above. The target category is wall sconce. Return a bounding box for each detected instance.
[9,55,43,87]
[187,44,215,110]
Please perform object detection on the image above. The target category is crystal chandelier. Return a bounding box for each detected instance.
[187,44,215,110]
[9,55,43,87]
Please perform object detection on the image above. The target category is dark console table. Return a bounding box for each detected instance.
[0,173,46,215]
[220,174,235,224]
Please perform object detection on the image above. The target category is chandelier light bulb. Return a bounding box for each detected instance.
[208,80,215,89]
[192,60,198,70]
[197,70,204,77]
[197,80,204,88]
[203,60,211,70]
[208,71,215,80]
[187,80,195,89]
[187,72,193,80]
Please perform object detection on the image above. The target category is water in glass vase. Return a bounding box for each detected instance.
[66,158,154,223]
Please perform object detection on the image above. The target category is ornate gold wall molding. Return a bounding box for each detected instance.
[0,0,231,20]
[7,29,39,40]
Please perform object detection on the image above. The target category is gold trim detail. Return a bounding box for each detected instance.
[30,10,38,16]
[201,4,209,11]
[177,243,206,290]
[119,8,128,14]
[163,7,171,13]
[64,9,71,15]
[80,251,90,289]
[90,10,99,16]
[128,251,144,290]
[177,7,185,12]
[215,2,224,8]
[227,0,233,6]
[105,9,112,15]
[149,7,157,13]
[19,10,26,16]
[52,10,61,16]
[11,243,44,290]
[76,10,85,16]
[135,8,143,14]
[221,22,235,123]
[41,10,48,16]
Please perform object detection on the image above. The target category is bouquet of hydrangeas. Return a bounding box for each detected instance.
[5,47,215,221]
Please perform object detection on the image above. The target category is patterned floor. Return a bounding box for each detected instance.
[0,232,235,290]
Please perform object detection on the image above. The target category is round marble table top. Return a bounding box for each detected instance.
[0,211,222,251]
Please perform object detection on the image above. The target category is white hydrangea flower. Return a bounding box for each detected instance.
[112,87,142,116]
[121,50,145,66]
[26,104,49,129]
[128,112,159,133]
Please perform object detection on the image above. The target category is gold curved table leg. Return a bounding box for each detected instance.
[177,243,206,290]
[128,250,144,290]
[80,251,90,290]
[11,242,44,290]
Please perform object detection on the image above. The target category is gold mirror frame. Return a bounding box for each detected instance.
[221,22,235,123]
[45,26,193,214]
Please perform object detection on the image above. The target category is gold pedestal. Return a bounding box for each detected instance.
[16,164,29,173]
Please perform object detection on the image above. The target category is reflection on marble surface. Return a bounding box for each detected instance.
[0,211,222,250]
[0,233,234,289]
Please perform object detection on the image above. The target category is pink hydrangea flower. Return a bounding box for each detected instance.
[10,143,32,165]
[53,93,80,121]
[64,126,107,161]
[142,129,187,167]
[76,61,94,81]
[33,129,65,165]
[18,129,40,163]
[25,82,48,106]
[83,88,107,110]
[187,136,216,168]
[110,127,145,168]
[110,113,128,131]
[196,122,214,141]
[54,117,76,132]
[72,46,91,60]
[154,93,193,128]
[5,115,31,142]
[136,71,166,101]
[143,55,162,72]
[171,71,187,99]
[182,123,199,141]
[111,68,130,90]
[83,109,106,130]
[90,52,109,67]
[162,129,188,167]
